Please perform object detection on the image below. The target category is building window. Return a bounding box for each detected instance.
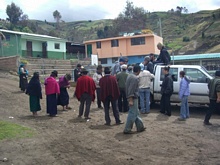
[111,39,119,47]
[96,41,101,49]
[112,57,118,63]
[5,34,10,41]
[55,43,60,49]
[100,58,107,64]
[131,37,145,45]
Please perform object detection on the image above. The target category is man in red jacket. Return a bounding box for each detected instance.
[75,68,96,119]
[99,67,123,126]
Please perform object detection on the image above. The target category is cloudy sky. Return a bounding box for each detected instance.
[0,0,219,22]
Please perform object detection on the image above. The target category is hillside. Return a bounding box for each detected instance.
[1,9,220,54]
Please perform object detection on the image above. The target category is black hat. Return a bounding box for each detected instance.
[215,70,220,77]
[51,70,58,77]
[81,68,88,74]
[77,64,81,68]
[104,67,111,74]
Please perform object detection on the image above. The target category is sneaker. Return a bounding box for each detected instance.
[137,127,146,132]
[104,123,111,126]
[85,117,91,120]
[123,131,133,134]
[204,121,212,125]
[178,118,186,121]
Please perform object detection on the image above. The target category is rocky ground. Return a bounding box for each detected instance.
[0,71,220,165]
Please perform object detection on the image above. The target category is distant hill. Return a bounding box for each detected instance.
[1,8,220,55]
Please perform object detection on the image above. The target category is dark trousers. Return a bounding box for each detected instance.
[103,96,120,124]
[160,94,171,115]
[204,99,217,122]
[118,89,128,112]
[96,88,102,108]
[79,93,92,118]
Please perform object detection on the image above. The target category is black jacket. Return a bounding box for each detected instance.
[161,73,173,95]
[157,47,171,65]
[26,77,42,99]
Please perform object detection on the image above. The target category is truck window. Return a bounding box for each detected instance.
[160,68,178,82]
[184,68,207,83]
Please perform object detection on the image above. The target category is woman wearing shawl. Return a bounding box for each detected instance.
[26,72,42,116]
[57,73,72,111]
[44,70,60,117]
[18,64,28,92]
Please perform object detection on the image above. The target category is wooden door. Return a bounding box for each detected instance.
[26,41,32,57]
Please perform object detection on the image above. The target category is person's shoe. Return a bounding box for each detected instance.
[50,114,58,117]
[137,127,146,132]
[104,123,111,126]
[165,112,171,116]
[78,115,82,118]
[178,117,186,121]
[116,121,124,125]
[85,117,91,120]
[160,111,165,114]
[145,112,150,114]
[98,106,103,109]
[204,121,212,125]
[123,131,133,134]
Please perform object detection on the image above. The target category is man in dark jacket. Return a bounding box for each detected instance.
[74,64,82,82]
[204,70,220,125]
[155,43,171,65]
[99,67,123,125]
[143,56,154,74]
[160,66,173,116]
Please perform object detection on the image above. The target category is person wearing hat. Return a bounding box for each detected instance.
[93,65,103,109]
[138,63,155,114]
[204,70,220,125]
[44,70,60,117]
[116,64,129,112]
[57,73,72,111]
[18,63,28,92]
[143,56,153,74]
[26,72,42,116]
[75,68,96,120]
[111,56,128,76]
[74,64,82,82]
[99,67,124,125]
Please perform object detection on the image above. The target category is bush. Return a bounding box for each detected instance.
[183,36,190,42]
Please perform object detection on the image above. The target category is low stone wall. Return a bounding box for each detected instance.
[0,56,20,72]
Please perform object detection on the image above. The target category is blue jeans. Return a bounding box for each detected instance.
[139,88,150,113]
[180,95,189,119]
[124,99,145,132]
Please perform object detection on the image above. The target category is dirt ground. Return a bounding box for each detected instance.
[0,71,220,165]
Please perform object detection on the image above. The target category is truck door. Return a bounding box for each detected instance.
[183,68,209,104]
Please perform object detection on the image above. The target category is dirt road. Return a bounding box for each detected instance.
[0,71,220,165]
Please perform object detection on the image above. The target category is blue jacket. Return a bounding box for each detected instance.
[179,76,190,99]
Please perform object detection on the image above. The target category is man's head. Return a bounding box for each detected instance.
[104,67,111,74]
[77,64,81,68]
[119,57,128,65]
[163,66,170,75]
[97,65,102,73]
[157,42,163,50]
[121,64,127,71]
[144,56,150,64]
[139,63,144,71]
[81,68,88,75]
[65,73,72,80]
[133,65,141,75]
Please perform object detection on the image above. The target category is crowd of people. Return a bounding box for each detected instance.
[18,42,220,134]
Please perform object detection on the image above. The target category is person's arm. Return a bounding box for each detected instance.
[216,82,220,103]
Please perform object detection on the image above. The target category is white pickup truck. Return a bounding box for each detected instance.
[150,65,213,105]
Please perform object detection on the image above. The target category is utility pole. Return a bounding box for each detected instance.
[158,18,162,38]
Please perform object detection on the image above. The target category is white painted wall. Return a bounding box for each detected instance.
[47,41,66,52]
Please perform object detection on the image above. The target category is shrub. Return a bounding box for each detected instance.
[183,36,190,42]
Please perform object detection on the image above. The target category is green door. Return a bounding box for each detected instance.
[87,44,92,58]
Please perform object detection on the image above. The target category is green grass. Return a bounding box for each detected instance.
[0,120,34,140]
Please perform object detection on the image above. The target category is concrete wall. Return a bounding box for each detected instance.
[0,56,19,72]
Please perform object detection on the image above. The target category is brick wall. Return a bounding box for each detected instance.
[0,56,20,72]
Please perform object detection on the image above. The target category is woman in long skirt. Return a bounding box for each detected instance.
[19,64,28,92]
[57,73,72,110]
[26,72,42,116]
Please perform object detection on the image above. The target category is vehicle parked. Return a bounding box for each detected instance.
[151,65,213,105]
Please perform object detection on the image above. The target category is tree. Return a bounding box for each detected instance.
[53,10,61,29]
[6,2,23,24]
[112,0,147,35]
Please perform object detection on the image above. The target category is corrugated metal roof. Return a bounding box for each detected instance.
[172,53,220,61]
[0,29,66,41]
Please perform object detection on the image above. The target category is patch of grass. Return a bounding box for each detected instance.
[0,120,34,140]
